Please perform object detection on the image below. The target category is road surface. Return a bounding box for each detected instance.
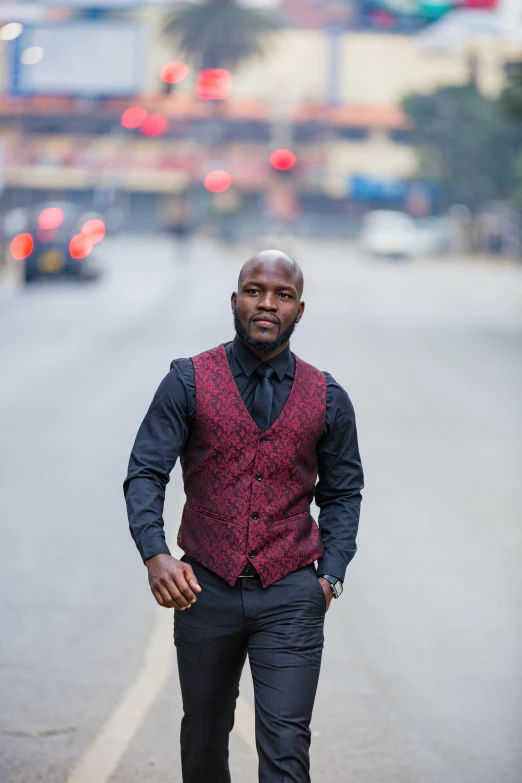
[1,234,521,783]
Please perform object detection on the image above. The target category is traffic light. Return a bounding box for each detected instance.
[38,207,65,230]
[196,69,232,101]
[121,106,147,130]
[160,61,189,85]
[203,170,232,193]
[140,114,169,137]
[161,61,189,95]
[269,149,297,172]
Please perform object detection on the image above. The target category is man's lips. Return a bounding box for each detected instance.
[252,317,278,328]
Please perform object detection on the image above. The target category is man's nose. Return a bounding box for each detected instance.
[258,293,278,310]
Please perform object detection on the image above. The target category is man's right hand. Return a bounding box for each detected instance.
[144,554,202,610]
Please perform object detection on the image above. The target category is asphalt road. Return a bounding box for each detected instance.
[1,234,521,783]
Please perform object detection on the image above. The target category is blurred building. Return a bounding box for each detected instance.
[0,0,519,226]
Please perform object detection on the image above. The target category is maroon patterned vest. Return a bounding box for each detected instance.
[178,344,327,587]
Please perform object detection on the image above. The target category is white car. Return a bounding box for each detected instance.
[360,210,418,259]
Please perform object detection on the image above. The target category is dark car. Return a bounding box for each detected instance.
[8,202,105,284]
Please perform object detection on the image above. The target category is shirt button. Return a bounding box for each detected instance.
[252,512,259,520]
[249,551,256,558]
[260,437,268,443]
[256,474,263,481]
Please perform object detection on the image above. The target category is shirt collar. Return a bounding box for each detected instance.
[232,335,294,381]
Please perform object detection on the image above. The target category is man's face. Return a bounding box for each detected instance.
[231,261,304,352]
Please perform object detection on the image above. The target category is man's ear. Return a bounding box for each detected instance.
[296,300,305,323]
[231,292,237,310]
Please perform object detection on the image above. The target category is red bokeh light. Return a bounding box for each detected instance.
[203,170,233,193]
[69,233,92,260]
[196,69,232,101]
[121,106,148,130]
[10,233,34,260]
[82,219,106,245]
[160,60,189,85]
[140,114,169,137]
[269,149,297,171]
[38,207,64,230]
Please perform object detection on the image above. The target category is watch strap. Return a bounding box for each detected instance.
[317,574,343,598]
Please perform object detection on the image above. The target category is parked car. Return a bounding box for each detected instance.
[5,202,105,284]
[360,210,418,259]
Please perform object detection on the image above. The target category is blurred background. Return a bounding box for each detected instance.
[0,0,521,254]
[0,1,521,782]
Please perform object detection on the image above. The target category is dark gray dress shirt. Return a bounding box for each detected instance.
[124,336,364,582]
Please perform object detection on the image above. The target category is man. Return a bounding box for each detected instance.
[124,249,363,783]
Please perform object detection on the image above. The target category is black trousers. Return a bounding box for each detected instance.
[174,556,326,783]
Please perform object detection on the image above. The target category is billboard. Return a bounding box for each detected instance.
[10,21,145,97]
[280,0,499,33]
[360,0,498,32]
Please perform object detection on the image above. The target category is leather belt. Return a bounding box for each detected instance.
[238,562,259,578]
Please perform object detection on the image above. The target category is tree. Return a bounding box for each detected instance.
[163,0,281,71]
[501,61,522,121]
[500,61,522,209]
[403,84,522,209]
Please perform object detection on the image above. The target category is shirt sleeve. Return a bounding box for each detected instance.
[123,358,195,562]
[315,372,364,582]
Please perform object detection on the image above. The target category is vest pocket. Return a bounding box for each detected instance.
[272,510,310,527]
[189,503,233,522]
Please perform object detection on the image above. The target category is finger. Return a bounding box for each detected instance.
[162,593,188,611]
[171,573,197,604]
[183,565,202,593]
[159,583,190,610]
[165,578,193,608]
[151,578,184,610]
[152,586,167,607]
[157,584,180,608]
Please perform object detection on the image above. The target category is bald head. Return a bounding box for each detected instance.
[238,249,304,299]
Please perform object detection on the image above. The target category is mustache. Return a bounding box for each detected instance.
[251,315,280,326]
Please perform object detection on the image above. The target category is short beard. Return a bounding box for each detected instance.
[233,309,299,354]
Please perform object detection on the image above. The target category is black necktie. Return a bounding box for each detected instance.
[252,365,276,432]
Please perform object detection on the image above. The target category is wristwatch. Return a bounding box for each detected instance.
[318,574,343,599]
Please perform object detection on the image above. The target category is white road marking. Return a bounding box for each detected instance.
[67,474,256,783]
[66,602,174,783]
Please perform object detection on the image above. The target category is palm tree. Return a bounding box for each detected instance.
[163,0,282,229]
[163,0,281,71]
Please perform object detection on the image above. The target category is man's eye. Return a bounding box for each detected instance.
[246,289,260,295]
[279,293,291,299]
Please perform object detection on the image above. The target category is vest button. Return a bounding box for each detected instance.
[256,474,263,481]
[252,512,259,520]
[249,551,256,558]
[260,437,268,443]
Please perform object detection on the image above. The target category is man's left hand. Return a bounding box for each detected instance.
[318,577,334,612]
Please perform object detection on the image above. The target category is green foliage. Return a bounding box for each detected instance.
[403,84,522,209]
[163,0,282,71]
[512,151,522,210]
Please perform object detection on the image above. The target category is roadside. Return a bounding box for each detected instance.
[0,255,19,289]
